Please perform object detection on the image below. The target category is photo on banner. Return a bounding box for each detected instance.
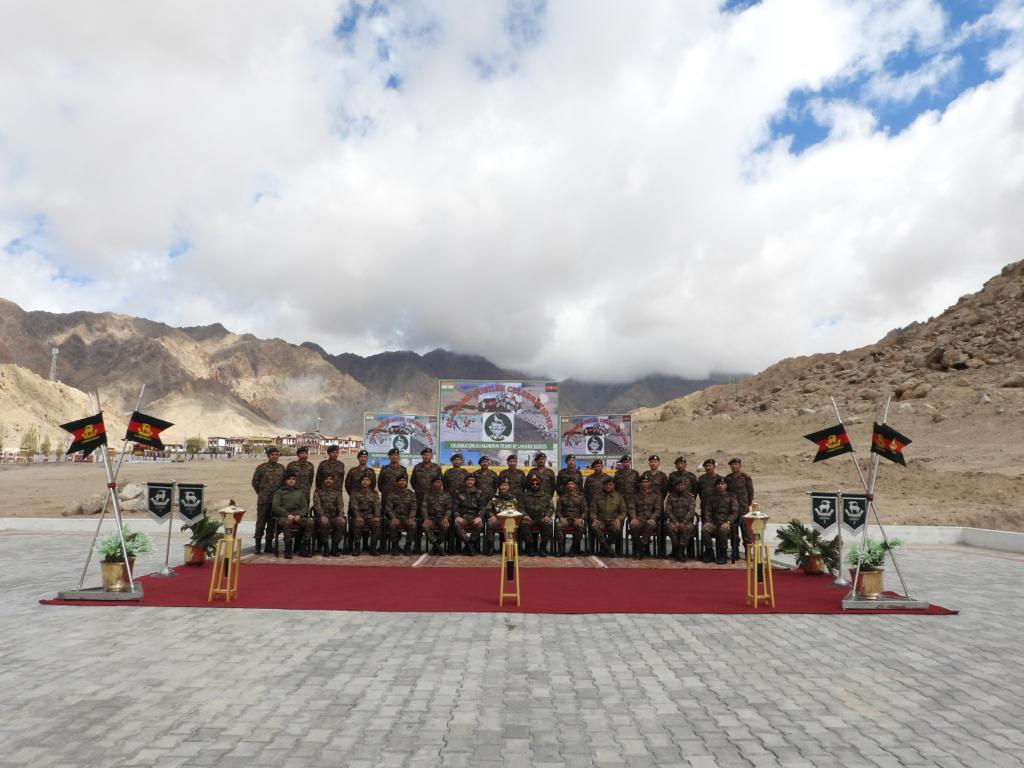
[438,380,559,468]
[559,415,632,471]
[363,413,438,468]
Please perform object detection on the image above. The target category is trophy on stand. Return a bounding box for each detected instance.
[208,502,246,603]
[743,503,775,609]
[497,508,524,607]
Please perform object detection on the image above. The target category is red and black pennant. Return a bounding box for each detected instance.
[59,412,108,457]
[126,411,174,450]
[803,423,853,462]
[870,422,911,466]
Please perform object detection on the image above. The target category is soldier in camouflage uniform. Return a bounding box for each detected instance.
[484,479,519,555]
[519,475,553,556]
[410,448,442,554]
[614,455,641,517]
[498,454,527,505]
[251,446,286,554]
[583,459,609,507]
[286,446,315,504]
[472,455,499,509]
[312,473,346,557]
[349,474,382,556]
[631,476,662,559]
[664,479,697,562]
[667,456,699,497]
[385,475,418,555]
[640,454,669,501]
[696,458,724,515]
[345,449,377,499]
[555,478,587,556]
[590,476,626,557]
[556,455,584,496]
[377,448,408,509]
[443,453,470,496]
[422,476,453,555]
[526,452,557,500]
[315,444,345,491]
[724,457,755,553]
[272,471,312,559]
[701,476,738,564]
[453,474,484,555]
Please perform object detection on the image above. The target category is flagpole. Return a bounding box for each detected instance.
[76,385,146,590]
[152,480,177,578]
[830,397,874,594]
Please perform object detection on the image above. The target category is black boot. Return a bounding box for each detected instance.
[266,536,276,556]
[284,539,293,560]
[351,540,361,557]
[702,547,714,563]
[716,544,727,565]
[302,540,313,558]
[254,538,263,555]
[539,543,547,557]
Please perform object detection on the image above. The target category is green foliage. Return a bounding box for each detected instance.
[185,437,203,455]
[180,516,224,556]
[847,537,902,571]
[98,525,154,562]
[19,427,39,454]
[774,519,841,574]
[40,435,52,455]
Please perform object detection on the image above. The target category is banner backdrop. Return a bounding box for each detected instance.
[438,380,558,467]
[559,415,632,470]
[363,413,438,468]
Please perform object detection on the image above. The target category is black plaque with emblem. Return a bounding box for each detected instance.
[177,483,206,524]
[842,495,869,532]
[809,493,838,533]
[146,482,175,523]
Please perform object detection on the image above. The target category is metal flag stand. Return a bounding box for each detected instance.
[830,397,928,611]
[150,480,178,578]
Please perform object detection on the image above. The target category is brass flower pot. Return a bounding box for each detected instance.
[183,544,207,566]
[850,568,884,599]
[101,558,137,592]
[801,556,824,575]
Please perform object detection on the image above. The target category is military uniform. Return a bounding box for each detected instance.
[286,458,315,502]
[422,488,453,552]
[583,471,609,507]
[345,464,377,498]
[696,471,724,512]
[272,484,312,557]
[701,488,738,563]
[251,459,286,551]
[631,487,662,555]
[453,486,484,552]
[485,490,519,554]
[556,466,584,495]
[443,466,470,496]
[667,469,699,496]
[315,457,345,490]
[590,486,626,556]
[724,469,755,545]
[312,486,346,556]
[498,466,527,504]
[471,466,499,507]
[519,486,553,555]
[411,460,443,512]
[386,487,418,554]
[377,462,409,507]
[555,488,587,555]
[526,465,557,500]
[614,467,641,516]
[664,488,696,560]
[640,469,669,500]
[349,488,382,555]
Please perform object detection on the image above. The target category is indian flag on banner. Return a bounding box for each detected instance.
[440,382,455,392]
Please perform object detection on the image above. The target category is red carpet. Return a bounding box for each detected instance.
[41,564,956,615]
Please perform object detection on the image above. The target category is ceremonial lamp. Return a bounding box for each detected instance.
[208,502,246,603]
[743,502,775,608]
[497,508,524,607]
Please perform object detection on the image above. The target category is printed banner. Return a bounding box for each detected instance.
[842,495,869,532]
[809,493,838,533]
[177,483,206,524]
[146,482,175,523]
[363,413,438,468]
[559,415,632,470]
[438,380,558,467]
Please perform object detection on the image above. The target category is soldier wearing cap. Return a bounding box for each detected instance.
[520,474,554,556]
[724,457,754,555]
[349,473,382,556]
[701,476,738,564]
[696,458,724,514]
[444,453,470,496]
[498,454,527,505]
[631,476,662,559]
[251,445,286,554]
[385,475,418,555]
[422,475,453,555]
[471,455,499,508]
[557,454,584,496]
[614,454,641,517]
[664,479,697,562]
[667,456,699,497]
[286,446,315,505]
[453,474,484,555]
[377,448,408,509]
[272,470,312,559]
[555,478,587,556]
[526,452,557,500]
[313,473,346,557]
[641,454,669,501]
[484,479,519,555]
[590,475,626,557]
[583,459,609,507]
[315,444,345,491]
[345,449,377,499]
[410,448,442,554]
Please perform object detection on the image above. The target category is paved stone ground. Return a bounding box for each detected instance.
[1,530,1022,768]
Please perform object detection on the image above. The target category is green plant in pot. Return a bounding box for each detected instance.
[98,526,153,591]
[847,537,902,599]
[181,515,223,566]
[774,519,840,575]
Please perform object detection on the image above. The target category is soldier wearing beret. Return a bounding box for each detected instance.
[313,473,346,557]
[666,456,699,497]
[701,476,737,564]
[724,457,755,555]
[664,479,697,562]
[286,446,316,505]
[349,473,382,556]
[631,476,661,559]
[345,449,377,499]
[555,478,587,556]
[583,459,609,507]
[315,444,345,490]
[589,475,626,557]
[251,445,286,554]
[422,476,453,556]
[444,453,470,496]
[614,454,641,517]
[385,475,418,555]
[471,455,499,509]
[696,458,724,515]
[272,470,312,559]
[453,474,484,555]
[556,454,584,496]
[640,454,669,501]
[377,448,409,509]
[410,448,442,553]
[498,454,527,505]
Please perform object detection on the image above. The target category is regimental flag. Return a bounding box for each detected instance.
[809,493,838,532]
[126,411,174,450]
[870,422,911,466]
[59,412,108,456]
[804,424,853,462]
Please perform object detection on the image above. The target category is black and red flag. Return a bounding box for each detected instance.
[126,411,174,450]
[59,412,108,457]
[804,423,853,462]
[870,422,911,466]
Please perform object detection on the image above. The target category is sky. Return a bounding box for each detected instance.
[1,0,1022,383]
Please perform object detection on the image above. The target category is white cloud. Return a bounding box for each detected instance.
[0,0,1022,382]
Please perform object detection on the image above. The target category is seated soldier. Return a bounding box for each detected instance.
[589,476,626,558]
[423,475,453,556]
[386,474,418,555]
[313,473,346,557]
[454,474,484,556]
[485,479,519,555]
[664,479,697,562]
[349,474,382,556]
[555,478,586,556]
[631,476,661,559]
[272,470,312,559]
[701,476,738,564]
[520,474,554,557]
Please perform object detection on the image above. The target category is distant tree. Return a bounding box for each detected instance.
[185,437,203,456]
[20,427,39,455]
[241,441,253,456]
[40,435,52,455]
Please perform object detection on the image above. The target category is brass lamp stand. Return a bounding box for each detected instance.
[743,503,775,608]
[498,509,523,607]
[208,504,246,603]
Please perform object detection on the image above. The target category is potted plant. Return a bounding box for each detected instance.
[774,519,840,575]
[181,516,224,566]
[98,525,153,591]
[847,537,902,599]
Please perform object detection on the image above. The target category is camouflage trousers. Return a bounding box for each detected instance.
[629,517,658,546]
[519,516,551,548]
[590,518,623,553]
[352,515,381,547]
[424,516,450,545]
[555,516,586,545]
[702,520,731,553]
[667,520,696,553]
[454,515,483,544]
[255,499,274,541]
[387,515,417,548]
[277,516,313,543]
[315,515,346,547]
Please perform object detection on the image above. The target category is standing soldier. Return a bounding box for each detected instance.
[724,457,755,557]
[411,447,442,554]
[272,470,312,559]
[526,452,557,500]
[520,475,554,556]
[286,446,315,504]
[453,474,484,555]
[345,449,377,498]
[583,459,608,507]
[443,453,470,496]
[349,474,382,556]
[484,479,519,556]
[641,454,669,501]
[377,448,408,509]
[614,455,641,516]
[315,444,345,490]
[696,458,724,513]
[590,476,626,558]
[251,446,286,554]
[631,476,662,559]
[701,476,738,564]
[422,476,453,556]
[386,475,418,555]
[498,454,527,505]
[472,455,499,509]
[664,480,697,562]
[557,455,584,496]
[667,456,699,497]
[555,478,587,556]
[312,473,346,557]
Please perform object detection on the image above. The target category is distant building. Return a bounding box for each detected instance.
[206,432,362,456]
